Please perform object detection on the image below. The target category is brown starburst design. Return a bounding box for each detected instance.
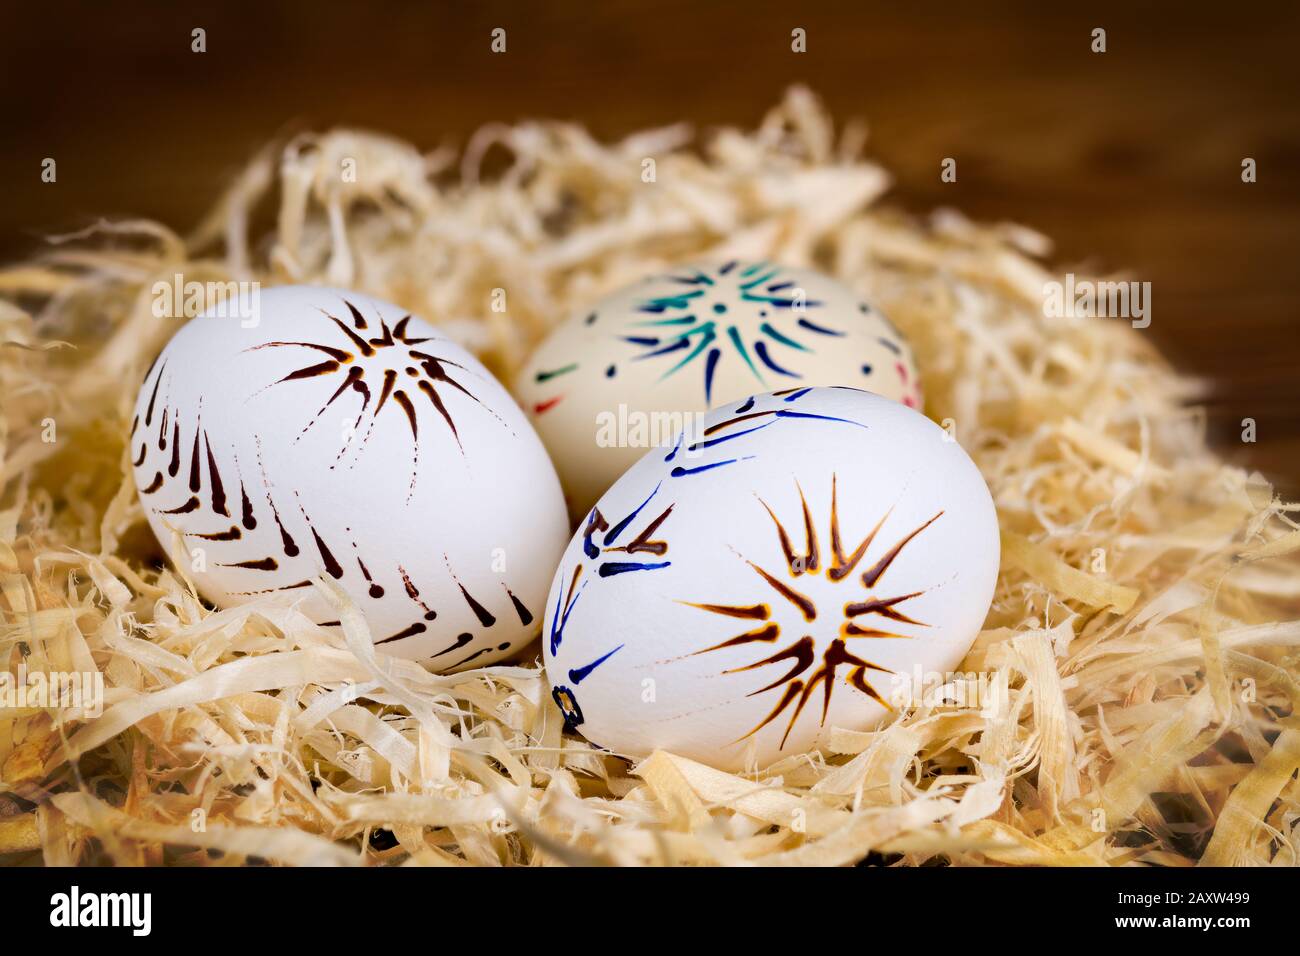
[684,475,943,748]
[246,300,505,495]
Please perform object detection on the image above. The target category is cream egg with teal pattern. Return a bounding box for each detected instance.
[516,261,920,515]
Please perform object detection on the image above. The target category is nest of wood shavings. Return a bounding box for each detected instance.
[2,86,1299,867]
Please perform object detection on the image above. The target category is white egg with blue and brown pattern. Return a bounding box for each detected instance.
[515,261,921,516]
[130,285,569,669]
[542,386,998,771]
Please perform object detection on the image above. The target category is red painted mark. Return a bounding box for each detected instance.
[895,361,909,384]
[534,395,565,415]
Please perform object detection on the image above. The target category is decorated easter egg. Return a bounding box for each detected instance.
[516,261,921,514]
[131,285,569,669]
[542,386,998,770]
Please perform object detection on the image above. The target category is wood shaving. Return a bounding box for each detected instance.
[1,87,1297,866]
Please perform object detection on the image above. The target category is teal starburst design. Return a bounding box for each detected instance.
[616,261,845,404]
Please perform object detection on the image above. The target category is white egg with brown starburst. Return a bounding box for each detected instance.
[130,285,569,669]
[516,260,921,516]
[542,386,998,770]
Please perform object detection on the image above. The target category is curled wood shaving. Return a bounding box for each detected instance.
[0,87,1297,866]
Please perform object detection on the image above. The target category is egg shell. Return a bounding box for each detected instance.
[516,261,921,516]
[542,386,998,770]
[130,285,569,669]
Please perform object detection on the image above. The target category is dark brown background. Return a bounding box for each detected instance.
[3,2,1298,493]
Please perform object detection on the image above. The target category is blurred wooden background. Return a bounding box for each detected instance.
[2,1,1297,493]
